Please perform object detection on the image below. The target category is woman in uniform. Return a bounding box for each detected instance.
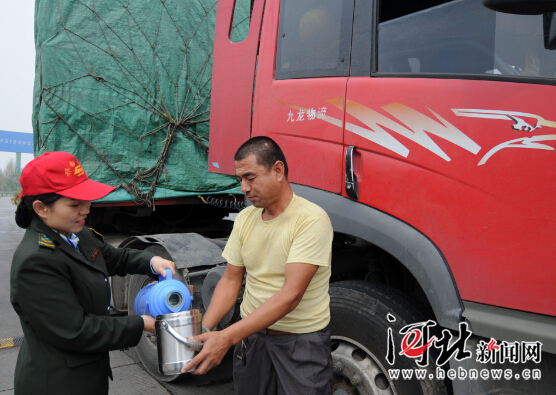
[10,151,175,395]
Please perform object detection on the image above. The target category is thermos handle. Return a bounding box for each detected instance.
[160,321,204,351]
[158,268,173,283]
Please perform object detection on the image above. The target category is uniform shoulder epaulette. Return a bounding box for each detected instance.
[38,233,55,249]
[89,227,104,241]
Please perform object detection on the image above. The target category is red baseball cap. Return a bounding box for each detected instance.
[19,151,115,200]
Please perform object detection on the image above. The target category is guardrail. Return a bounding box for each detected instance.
[0,192,17,197]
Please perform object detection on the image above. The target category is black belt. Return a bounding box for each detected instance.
[261,328,292,335]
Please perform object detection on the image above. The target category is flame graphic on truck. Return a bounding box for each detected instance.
[451,109,556,133]
[279,100,556,166]
[452,109,556,165]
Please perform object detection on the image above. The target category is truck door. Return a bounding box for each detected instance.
[343,0,556,316]
[209,0,265,176]
[252,0,355,193]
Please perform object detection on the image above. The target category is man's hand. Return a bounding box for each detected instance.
[151,256,176,277]
[181,331,233,375]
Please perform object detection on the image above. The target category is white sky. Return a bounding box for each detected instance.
[0,1,35,171]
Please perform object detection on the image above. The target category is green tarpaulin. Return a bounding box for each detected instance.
[33,0,250,203]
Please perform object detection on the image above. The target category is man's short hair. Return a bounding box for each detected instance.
[234,136,289,178]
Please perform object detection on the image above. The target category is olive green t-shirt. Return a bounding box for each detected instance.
[222,194,333,333]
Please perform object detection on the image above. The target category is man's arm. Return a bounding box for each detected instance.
[202,263,246,331]
[182,262,319,375]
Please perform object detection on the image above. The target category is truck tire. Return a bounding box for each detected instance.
[128,245,181,382]
[329,281,448,395]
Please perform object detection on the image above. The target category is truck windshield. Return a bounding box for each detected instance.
[378,0,556,78]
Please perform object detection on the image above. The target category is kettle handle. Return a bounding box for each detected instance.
[160,321,204,351]
[158,268,173,282]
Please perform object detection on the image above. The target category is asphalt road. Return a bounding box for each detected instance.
[0,197,234,395]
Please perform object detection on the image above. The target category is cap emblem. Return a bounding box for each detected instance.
[74,165,84,177]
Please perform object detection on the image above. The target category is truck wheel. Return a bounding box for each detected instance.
[329,281,448,395]
[128,245,182,382]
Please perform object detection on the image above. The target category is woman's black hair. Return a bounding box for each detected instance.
[15,193,63,229]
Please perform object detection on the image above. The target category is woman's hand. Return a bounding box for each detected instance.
[142,315,156,333]
[151,256,176,277]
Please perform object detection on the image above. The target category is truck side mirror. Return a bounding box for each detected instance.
[482,0,556,15]
[545,12,556,49]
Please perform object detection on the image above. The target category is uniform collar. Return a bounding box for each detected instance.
[53,230,81,251]
[29,216,63,246]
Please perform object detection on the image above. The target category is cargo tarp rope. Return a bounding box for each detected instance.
[33,0,251,205]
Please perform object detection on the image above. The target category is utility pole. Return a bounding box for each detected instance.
[16,152,21,176]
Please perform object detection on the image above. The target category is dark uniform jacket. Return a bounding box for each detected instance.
[10,217,156,395]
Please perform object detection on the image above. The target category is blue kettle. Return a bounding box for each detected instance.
[134,269,193,317]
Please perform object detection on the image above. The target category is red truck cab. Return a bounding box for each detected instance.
[209,1,556,394]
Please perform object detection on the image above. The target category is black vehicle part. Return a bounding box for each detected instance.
[202,194,247,211]
[345,146,360,200]
[482,0,556,15]
[119,233,226,271]
[201,265,243,329]
[329,281,448,395]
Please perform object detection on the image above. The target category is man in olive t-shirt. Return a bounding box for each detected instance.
[182,137,333,395]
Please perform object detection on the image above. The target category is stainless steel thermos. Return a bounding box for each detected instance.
[155,310,204,375]
[133,269,203,375]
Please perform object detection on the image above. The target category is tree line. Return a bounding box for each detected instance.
[0,158,21,193]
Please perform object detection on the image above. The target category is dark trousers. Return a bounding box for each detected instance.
[233,326,333,395]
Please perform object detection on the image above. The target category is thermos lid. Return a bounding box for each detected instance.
[134,269,194,317]
[148,269,193,317]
